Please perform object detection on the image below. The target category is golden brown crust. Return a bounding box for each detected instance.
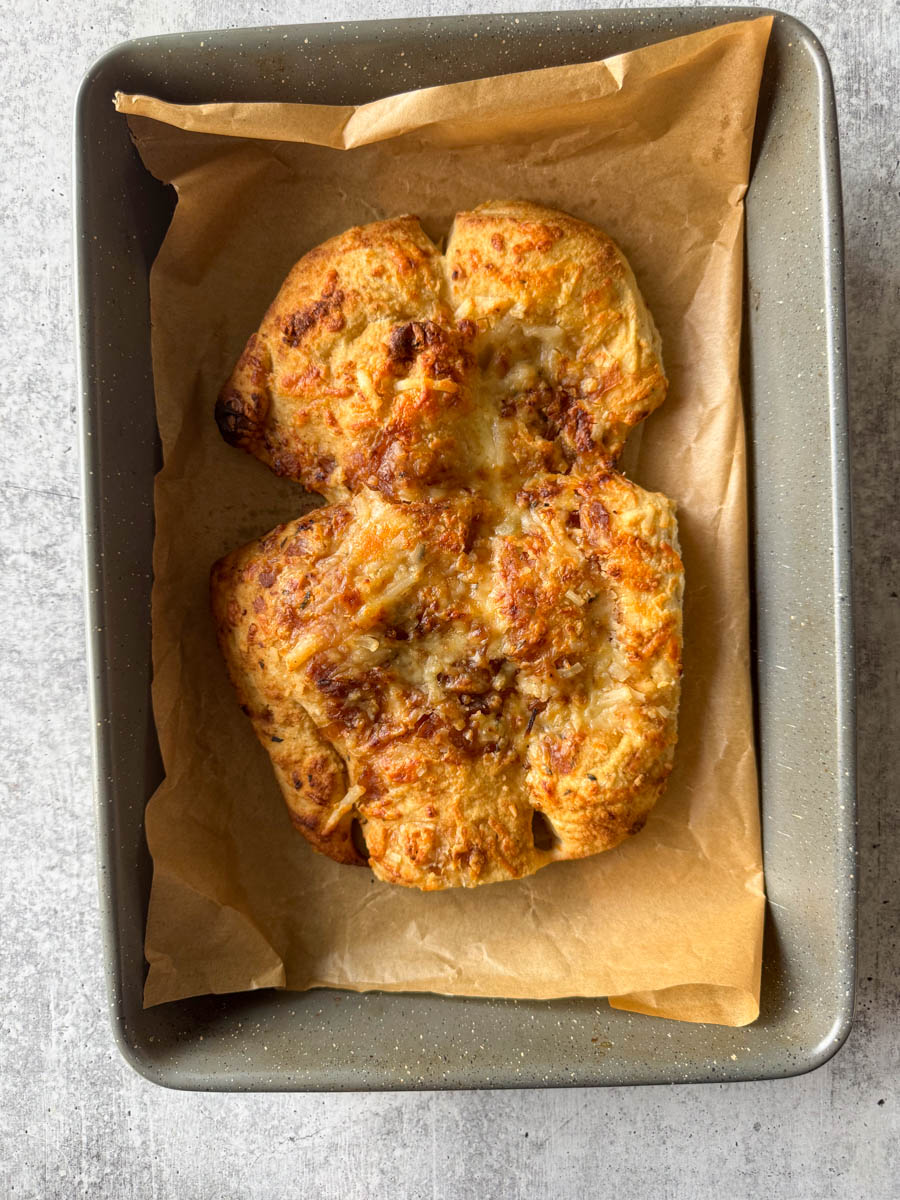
[212,201,683,889]
[212,478,682,889]
[216,201,666,501]
[215,215,473,501]
[447,201,667,469]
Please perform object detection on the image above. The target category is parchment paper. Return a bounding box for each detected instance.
[117,15,772,1026]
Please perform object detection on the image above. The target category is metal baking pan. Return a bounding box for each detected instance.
[75,7,855,1090]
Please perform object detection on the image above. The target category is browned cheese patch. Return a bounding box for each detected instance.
[211,201,683,888]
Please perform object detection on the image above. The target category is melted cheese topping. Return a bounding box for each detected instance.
[212,201,683,889]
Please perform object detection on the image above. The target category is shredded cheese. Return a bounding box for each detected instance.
[394,376,459,394]
[522,323,564,345]
[283,632,323,671]
[322,784,366,833]
[557,662,584,679]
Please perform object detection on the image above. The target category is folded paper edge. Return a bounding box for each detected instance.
[113,17,772,152]
[143,865,287,1008]
[609,983,760,1027]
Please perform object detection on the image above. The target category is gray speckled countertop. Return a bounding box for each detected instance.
[1,0,897,1196]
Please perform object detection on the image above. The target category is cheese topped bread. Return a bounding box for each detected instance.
[212,201,683,889]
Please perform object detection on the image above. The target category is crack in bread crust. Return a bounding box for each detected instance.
[211,201,683,889]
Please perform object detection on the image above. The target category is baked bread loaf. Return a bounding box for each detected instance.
[212,201,683,889]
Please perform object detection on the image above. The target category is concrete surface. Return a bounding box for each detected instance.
[0,0,896,1196]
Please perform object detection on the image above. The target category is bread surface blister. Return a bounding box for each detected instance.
[211,200,683,889]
